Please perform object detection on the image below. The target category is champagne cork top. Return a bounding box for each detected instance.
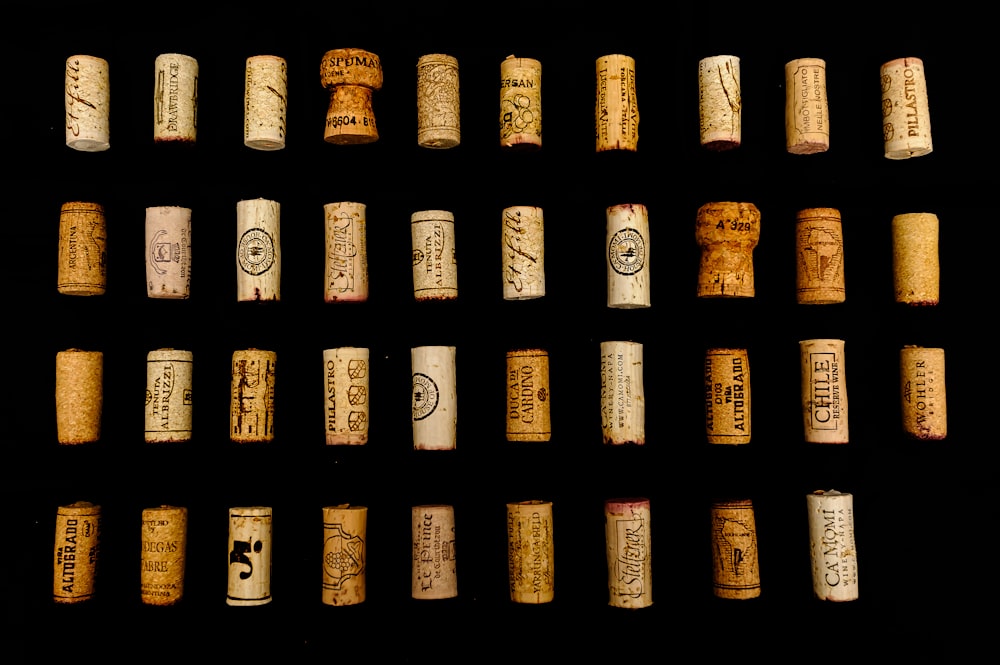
[320,48,383,90]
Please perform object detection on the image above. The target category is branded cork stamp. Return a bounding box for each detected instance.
[710,499,760,599]
[796,208,845,304]
[600,341,645,446]
[227,506,273,606]
[153,53,198,143]
[324,201,368,303]
[704,348,750,444]
[145,206,191,299]
[231,348,276,443]
[412,504,458,600]
[324,347,369,445]
[58,201,107,296]
[506,348,551,442]
[506,500,554,604]
[604,498,652,609]
[607,204,650,308]
[145,348,193,443]
[140,505,187,606]
[695,202,760,298]
[500,55,542,149]
[881,57,932,159]
[244,55,287,151]
[785,58,829,154]
[53,501,101,604]
[900,346,947,440]
[806,490,858,602]
[236,198,280,302]
[698,55,741,151]
[417,54,461,149]
[55,348,103,444]
[502,205,545,300]
[320,48,382,145]
[799,339,848,444]
[411,346,457,450]
[411,210,458,301]
[322,504,367,606]
[595,54,639,152]
[65,54,110,152]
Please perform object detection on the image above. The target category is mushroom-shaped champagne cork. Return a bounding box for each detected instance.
[320,48,383,144]
[695,202,760,298]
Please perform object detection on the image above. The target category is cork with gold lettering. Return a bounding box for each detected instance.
[320,48,382,144]
[698,55,741,151]
[411,504,458,600]
[710,499,760,599]
[500,55,542,150]
[607,203,651,308]
[506,500,554,604]
[892,212,939,306]
[501,205,545,301]
[53,501,101,604]
[55,349,103,445]
[236,198,281,302]
[145,348,193,443]
[322,504,368,606]
[244,55,287,151]
[324,201,368,303]
[605,498,652,609]
[806,490,859,602]
[785,58,829,154]
[145,206,191,299]
[58,201,107,296]
[695,202,760,298]
[595,54,639,152]
[324,347,369,445]
[140,505,187,606]
[799,339,848,444]
[65,55,109,152]
[900,346,947,440]
[796,208,845,304]
[881,57,933,159]
[411,346,457,451]
[411,210,458,301]
[600,341,645,446]
[230,348,276,443]
[227,506,273,606]
[506,348,551,442]
[153,53,198,143]
[417,54,461,149]
[704,348,750,445]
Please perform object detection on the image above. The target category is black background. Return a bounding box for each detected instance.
[6,7,990,659]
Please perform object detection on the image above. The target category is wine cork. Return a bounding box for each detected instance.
[321,504,368,606]
[65,55,109,152]
[796,208,845,304]
[411,504,458,599]
[411,210,458,301]
[799,339,848,444]
[600,341,645,446]
[806,490,859,602]
[695,202,760,298]
[324,201,368,303]
[606,203,651,308]
[784,58,829,155]
[892,212,939,306]
[227,506,273,606]
[698,55,741,151]
[500,55,542,150]
[153,53,198,144]
[416,54,461,149]
[55,349,103,445]
[140,505,187,606]
[501,205,545,300]
[604,498,652,609]
[411,346,457,451]
[236,198,281,302]
[53,501,101,604]
[244,55,287,151]
[324,346,370,445]
[144,348,193,443]
[703,348,751,445]
[506,349,551,442]
[320,48,382,145]
[710,499,760,599]
[595,54,639,152]
[231,348,276,444]
[506,500,554,604]
[881,57,933,159]
[57,202,107,296]
[900,346,947,440]
[145,205,192,299]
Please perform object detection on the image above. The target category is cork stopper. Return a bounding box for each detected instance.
[607,203,651,308]
[244,55,287,151]
[416,54,461,149]
[153,53,198,144]
[900,346,947,440]
[145,206,191,299]
[799,339,848,444]
[227,506,273,606]
[55,349,103,444]
[881,57,933,159]
[796,207,845,304]
[784,58,830,154]
[145,348,194,443]
[506,349,552,442]
[698,55,741,151]
[502,206,545,300]
[710,499,760,599]
[411,346,457,451]
[320,48,382,145]
[140,505,187,606]
[806,490,859,602]
[324,202,368,303]
[411,210,458,301]
[53,501,101,604]
[704,348,750,444]
[230,348,276,443]
[411,504,458,599]
[321,504,368,606]
[506,500,554,604]
[65,55,110,152]
[236,198,281,302]
[600,341,645,446]
[324,347,370,445]
[57,202,107,296]
[604,498,652,609]
[695,202,760,298]
[595,54,639,152]
[500,55,542,150]
[892,212,939,306]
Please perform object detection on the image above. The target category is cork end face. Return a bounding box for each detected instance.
[324,133,379,145]
[245,139,286,151]
[885,147,933,160]
[66,139,110,152]
[702,140,740,152]
[787,142,829,155]
[418,136,461,149]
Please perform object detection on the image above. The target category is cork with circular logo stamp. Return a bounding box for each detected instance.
[411,346,457,450]
[236,198,280,302]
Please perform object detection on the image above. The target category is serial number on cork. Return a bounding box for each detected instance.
[326,114,375,130]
